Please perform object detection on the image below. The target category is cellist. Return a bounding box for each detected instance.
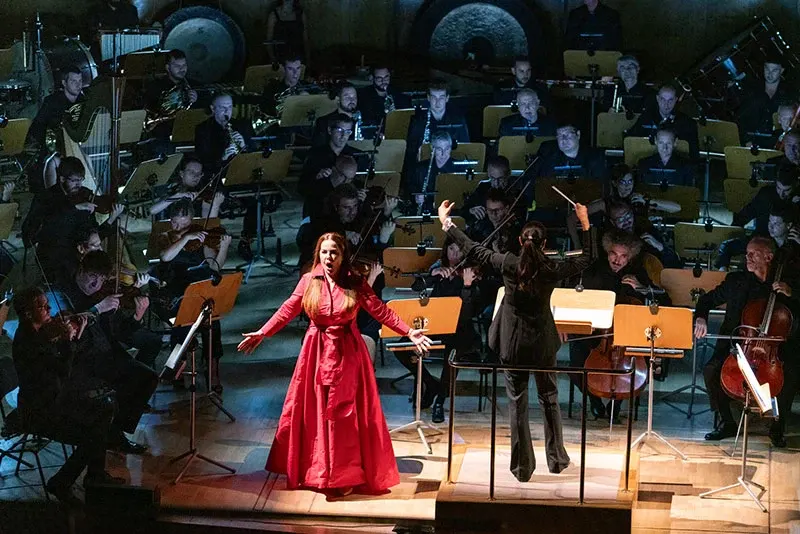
[694,236,796,446]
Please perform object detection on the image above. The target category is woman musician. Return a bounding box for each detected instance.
[149,155,224,220]
[156,199,233,393]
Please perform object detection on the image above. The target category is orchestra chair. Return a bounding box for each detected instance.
[420,142,486,171]
[170,109,210,147]
[146,217,221,261]
[596,112,639,149]
[498,135,555,171]
[384,108,415,140]
[723,146,782,180]
[723,179,771,214]
[697,119,740,156]
[0,118,31,176]
[482,105,514,139]
[434,172,486,209]
[641,252,665,287]
[672,222,745,265]
[347,139,406,173]
[623,136,690,167]
[356,171,401,197]
[393,216,465,248]
[0,46,13,79]
[279,95,337,128]
[563,50,621,78]
[637,184,701,222]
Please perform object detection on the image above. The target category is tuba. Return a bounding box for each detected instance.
[145,79,193,132]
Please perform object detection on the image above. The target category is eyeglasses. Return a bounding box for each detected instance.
[333,127,353,135]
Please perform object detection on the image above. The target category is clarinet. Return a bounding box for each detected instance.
[353,111,363,141]
[384,93,395,115]
[417,155,435,216]
[422,109,432,144]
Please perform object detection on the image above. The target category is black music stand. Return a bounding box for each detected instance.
[165,273,243,484]
[382,296,461,454]
[699,344,778,512]
[225,151,294,282]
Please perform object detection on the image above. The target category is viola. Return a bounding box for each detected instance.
[585,295,648,401]
[39,312,96,343]
[720,262,790,401]
[168,224,229,253]
[69,186,114,214]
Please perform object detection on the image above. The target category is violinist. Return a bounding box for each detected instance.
[301,154,359,225]
[626,85,699,159]
[52,251,159,454]
[21,157,123,282]
[157,200,232,393]
[149,155,224,219]
[406,130,459,215]
[694,236,797,445]
[636,128,696,187]
[568,230,655,420]
[12,287,121,504]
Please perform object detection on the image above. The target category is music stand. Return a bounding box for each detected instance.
[119,153,183,199]
[564,49,621,146]
[596,112,639,149]
[482,105,514,138]
[224,150,293,282]
[357,171,400,197]
[382,296,462,454]
[551,287,615,335]
[348,139,407,173]
[384,108,415,140]
[420,143,487,170]
[699,344,778,512]
[723,179,771,214]
[434,172,485,209]
[167,272,243,484]
[497,135,555,170]
[613,304,693,459]
[381,247,442,289]
[280,95,337,128]
[723,146,782,180]
[393,216,465,248]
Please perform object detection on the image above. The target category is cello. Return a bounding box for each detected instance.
[720,261,790,400]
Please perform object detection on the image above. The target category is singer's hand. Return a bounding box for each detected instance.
[574,202,590,231]
[438,200,455,225]
[408,328,432,353]
[238,331,265,354]
[694,318,707,339]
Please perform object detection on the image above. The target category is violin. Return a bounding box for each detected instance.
[39,312,96,343]
[168,224,229,253]
[69,186,114,214]
[720,261,790,401]
[584,295,648,401]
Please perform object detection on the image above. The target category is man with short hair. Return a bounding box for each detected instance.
[610,55,653,114]
[312,83,359,145]
[407,130,458,214]
[463,155,514,219]
[194,93,253,176]
[533,123,608,181]
[565,0,622,52]
[261,54,308,117]
[493,56,553,112]
[498,89,557,138]
[739,58,795,148]
[607,201,680,267]
[636,128,696,187]
[627,85,699,158]
[768,131,800,173]
[358,66,404,129]
[468,187,523,255]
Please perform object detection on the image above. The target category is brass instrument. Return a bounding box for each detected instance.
[144,79,193,132]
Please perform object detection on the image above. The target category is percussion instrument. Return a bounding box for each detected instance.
[99,29,161,63]
[0,79,32,117]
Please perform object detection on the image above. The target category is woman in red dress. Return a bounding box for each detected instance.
[238,232,431,495]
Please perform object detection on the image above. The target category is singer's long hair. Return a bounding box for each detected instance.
[301,233,358,318]
[516,221,555,293]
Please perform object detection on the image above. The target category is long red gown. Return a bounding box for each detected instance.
[258,265,410,492]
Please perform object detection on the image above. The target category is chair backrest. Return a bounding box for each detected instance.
[641,252,665,287]
[597,112,639,149]
[482,105,514,138]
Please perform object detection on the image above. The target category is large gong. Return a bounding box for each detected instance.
[162,6,246,84]
[410,0,543,65]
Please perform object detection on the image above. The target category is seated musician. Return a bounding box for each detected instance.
[53,251,159,454]
[569,230,653,420]
[767,131,800,173]
[607,201,680,268]
[299,113,362,217]
[498,89,557,139]
[357,66,403,129]
[493,56,553,113]
[534,123,607,182]
[567,164,681,247]
[636,127,696,187]
[261,54,308,117]
[463,155,515,220]
[609,55,653,114]
[407,130,458,215]
[468,187,523,255]
[565,0,622,52]
[23,66,85,193]
[312,82,359,146]
[627,85,699,159]
[142,50,198,157]
[694,236,796,446]
[21,157,122,283]
[194,93,254,176]
[405,79,470,175]
[738,57,794,148]
[90,0,139,31]
[157,200,233,393]
[302,153,361,222]
[12,287,121,503]
[733,169,797,235]
[149,155,224,219]
[770,104,797,149]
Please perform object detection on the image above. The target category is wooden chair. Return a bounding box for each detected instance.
[723,146,782,180]
[597,112,639,149]
[420,143,486,171]
[482,105,514,138]
[348,139,406,173]
[385,108,415,140]
[623,137,690,167]
[498,135,555,171]
[641,252,665,287]
[723,179,771,214]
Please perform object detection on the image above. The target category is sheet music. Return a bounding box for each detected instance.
[735,344,773,415]
[164,309,206,371]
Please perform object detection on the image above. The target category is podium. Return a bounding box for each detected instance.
[613,304,693,459]
[382,296,462,454]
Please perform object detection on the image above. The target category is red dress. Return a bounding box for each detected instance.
[258,266,409,492]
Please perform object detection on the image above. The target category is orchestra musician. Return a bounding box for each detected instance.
[407,130,459,215]
[565,0,622,52]
[493,56,553,113]
[437,199,593,480]
[194,93,254,176]
[265,0,309,64]
[261,54,308,117]
[533,123,608,183]
[12,287,121,504]
[497,89,557,139]
[462,155,518,220]
[767,131,800,172]
[149,155,224,219]
[738,57,795,148]
[299,153,360,223]
[357,65,403,129]
[468,187,523,255]
[312,82,359,146]
[23,66,85,193]
[609,55,653,114]
[627,85,699,159]
[636,127,696,187]
[53,251,159,454]
[694,236,797,447]
[157,200,233,393]
[606,201,681,268]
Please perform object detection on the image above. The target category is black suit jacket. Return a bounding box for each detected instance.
[194,117,254,176]
[627,108,699,159]
[498,114,557,138]
[565,3,622,51]
[637,153,696,187]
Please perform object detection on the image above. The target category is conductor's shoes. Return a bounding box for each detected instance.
[770,433,787,448]
[45,480,82,507]
[84,471,126,486]
[704,423,737,441]
[112,435,148,455]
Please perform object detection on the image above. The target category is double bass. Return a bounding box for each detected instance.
[720,262,790,400]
